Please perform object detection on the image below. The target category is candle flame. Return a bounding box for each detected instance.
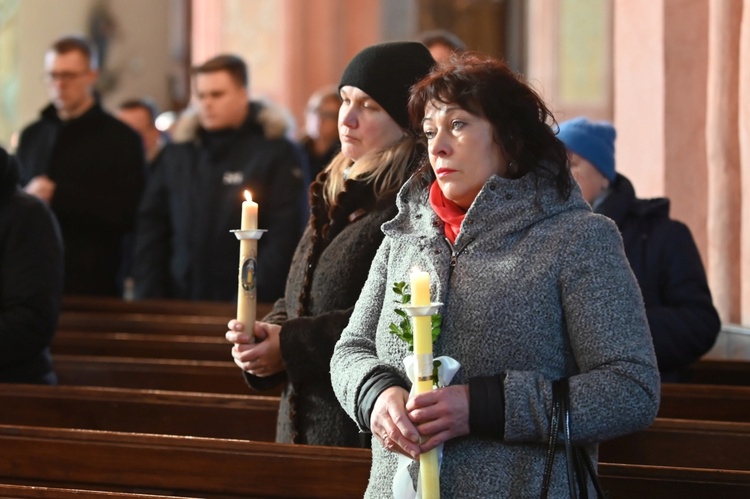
[410,266,422,274]
[244,190,252,202]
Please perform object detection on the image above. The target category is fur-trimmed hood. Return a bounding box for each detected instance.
[170,99,296,143]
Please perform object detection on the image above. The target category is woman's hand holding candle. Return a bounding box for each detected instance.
[226,319,286,377]
[406,385,470,452]
[371,386,421,459]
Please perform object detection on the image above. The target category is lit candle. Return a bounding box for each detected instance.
[238,190,258,337]
[410,268,440,499]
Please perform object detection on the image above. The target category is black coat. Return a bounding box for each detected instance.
[247,172,402,446]
[597,174,721,381]
[0,153,63,384]
[132,102,307,302]
[16,102,145,296]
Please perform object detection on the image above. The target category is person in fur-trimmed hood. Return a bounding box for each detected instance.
[0,147,63,384]
[331,53,659,498]
[132,54,307,303]
[224,42,435,446]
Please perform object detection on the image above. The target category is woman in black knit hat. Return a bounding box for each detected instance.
[225,42,435,447]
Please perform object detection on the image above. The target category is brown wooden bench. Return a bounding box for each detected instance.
[600,418,750,471]
[57,301,275,336]
[0,424,370,498]
[690,359,750,386]
[0,484,190,498]
[659,383,750,422]
[598,463,750,498]
[63,295,240,317]
[2,422,750,498]
[53,354,282,396]
[52,331,229,362]
[57,311,229,335]
[0,383,277,441]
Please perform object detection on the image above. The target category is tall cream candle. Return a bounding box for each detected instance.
[238,190,258,337]
[410,268,440,499]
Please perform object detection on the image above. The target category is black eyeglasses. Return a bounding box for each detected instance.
[43,71,89,83]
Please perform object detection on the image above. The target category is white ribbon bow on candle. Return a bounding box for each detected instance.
[392,354,461,499]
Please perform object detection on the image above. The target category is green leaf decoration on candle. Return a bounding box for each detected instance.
[389,281,443,387]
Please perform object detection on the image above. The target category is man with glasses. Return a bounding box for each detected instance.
[16,34,145,297]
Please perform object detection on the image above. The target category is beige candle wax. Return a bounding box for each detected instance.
[410,268,440,499]
[237,190,258,337]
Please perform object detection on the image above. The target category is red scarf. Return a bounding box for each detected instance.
[429,181,467,244]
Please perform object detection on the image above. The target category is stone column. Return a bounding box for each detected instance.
[739,0,750,325]
[191,0,222,65]
[614,0,711,276]
[706,0,742,323]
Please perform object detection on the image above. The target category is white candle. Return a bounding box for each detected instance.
[238,190,258,336]
[410,268,440,499]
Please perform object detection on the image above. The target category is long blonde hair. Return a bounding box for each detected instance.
[322,135,421,205]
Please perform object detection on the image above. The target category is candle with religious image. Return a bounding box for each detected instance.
[410,268,441,499]
[237,190,258,337]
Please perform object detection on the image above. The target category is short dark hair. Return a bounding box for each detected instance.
[408,51,572,199]
[118,98,160,123]
[191,54,248,88]
[417,29,466,52]
[49,35,98,69]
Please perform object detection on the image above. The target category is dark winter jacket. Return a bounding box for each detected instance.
[132,101,306,303]
[16,101,145,296]
[597,174,720,382]
[245,165,418,446]
[0,150,63,384]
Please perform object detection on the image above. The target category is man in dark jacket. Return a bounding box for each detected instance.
[0,147,64,384]
[16,35,145,297]
[132,54,306,303]
[558,117,721,382]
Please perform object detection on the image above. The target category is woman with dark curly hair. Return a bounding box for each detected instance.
[331,52,660,497]
[224,42,434,447]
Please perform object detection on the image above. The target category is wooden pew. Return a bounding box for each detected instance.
[598,418,750,498]
[57,300,275,336]
[52,331,229,362]
[1,422,750,499]
[57,311,228,335]
[690,359,750,386]
[598,464,750,499]
[0,384,277,441]
[0,424,370,499]
[53,354,273,395]
[659,383,750,422]
[0,484,189,498]
[63,295,239,317]
[599,418,750,471]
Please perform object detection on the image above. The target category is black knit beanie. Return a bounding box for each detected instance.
[339,41,435,130]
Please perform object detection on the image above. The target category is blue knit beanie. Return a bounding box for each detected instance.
[557,117,616,182]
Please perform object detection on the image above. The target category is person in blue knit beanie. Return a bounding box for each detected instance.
[556,117,616,207]
[558,116,721,383]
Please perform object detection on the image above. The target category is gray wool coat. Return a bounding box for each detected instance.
[331,171,660,498]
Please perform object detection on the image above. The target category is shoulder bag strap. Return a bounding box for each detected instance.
[562,378,608,499]
[540,379,563,499]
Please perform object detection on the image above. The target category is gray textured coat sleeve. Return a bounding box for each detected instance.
[331,238,405,431]
[503,215,660,445]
